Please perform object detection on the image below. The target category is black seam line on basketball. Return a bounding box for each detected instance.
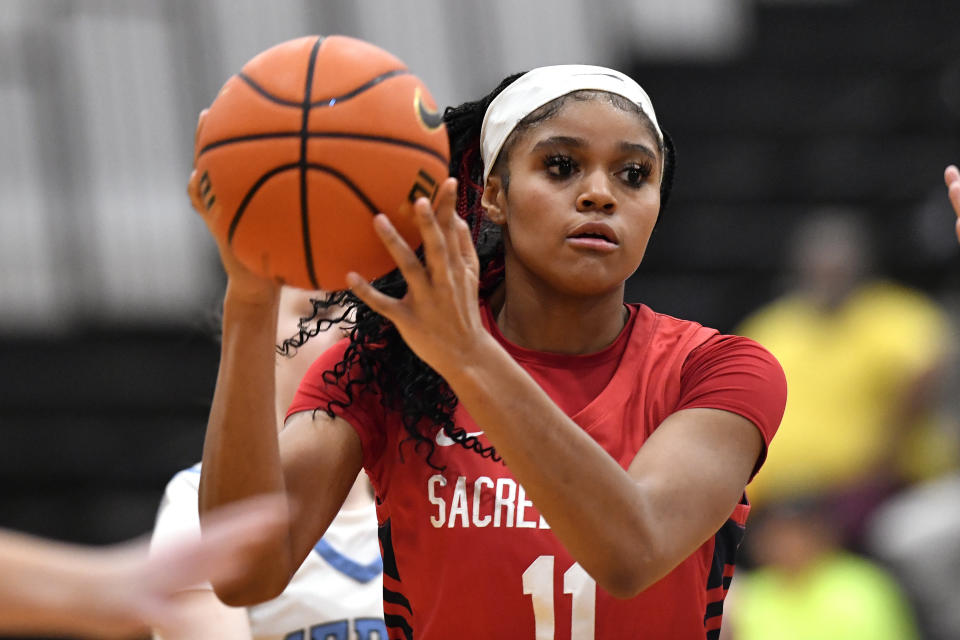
[299,36,323,291]
[197,131,447,164]
[236,68,411,110]
[227,162,300,244]
[309,68,411,107]
[226,162,381,267]
[237,74,304,108]
[303,163,380,214]
[233,36,326,108]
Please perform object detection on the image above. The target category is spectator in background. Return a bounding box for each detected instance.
[722,497,920,640]
[736,208,957,548]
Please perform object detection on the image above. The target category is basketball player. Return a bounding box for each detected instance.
[0,496,285,638]
[150,286,385,640]
[194,65,786,638]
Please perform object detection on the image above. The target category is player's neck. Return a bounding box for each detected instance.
[492,280,628,355]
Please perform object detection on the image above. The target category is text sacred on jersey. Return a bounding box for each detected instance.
[427,474,550,529]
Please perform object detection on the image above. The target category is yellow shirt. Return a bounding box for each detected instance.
[737,281,951,506]
[732,552,920,640]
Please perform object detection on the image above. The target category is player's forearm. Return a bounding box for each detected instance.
[444,337,661,598]
[199,287,293,601]
[201,286,283,507]
[152,590,253,640]
[0,531,123,635]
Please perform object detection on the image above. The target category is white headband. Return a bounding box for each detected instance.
[479,64,662,184]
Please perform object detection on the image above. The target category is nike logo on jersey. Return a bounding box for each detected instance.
[435,429,484,447]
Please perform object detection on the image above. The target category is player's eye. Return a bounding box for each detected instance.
[616,161,653,188]
[544,154,577,179]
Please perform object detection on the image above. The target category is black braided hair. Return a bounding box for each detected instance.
[279,70,677,471]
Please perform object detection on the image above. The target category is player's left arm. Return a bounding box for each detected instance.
[623,408,762,581]
[438,341,765,599]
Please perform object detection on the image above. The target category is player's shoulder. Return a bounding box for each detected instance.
[630,303,719,346]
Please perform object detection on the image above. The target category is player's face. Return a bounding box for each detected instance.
[486,99,662,297]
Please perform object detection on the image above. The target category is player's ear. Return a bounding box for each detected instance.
[481,175,506,225]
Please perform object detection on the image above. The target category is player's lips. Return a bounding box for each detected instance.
[566,221,619,251]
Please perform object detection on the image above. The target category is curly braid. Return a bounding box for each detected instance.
[279,70,677,471]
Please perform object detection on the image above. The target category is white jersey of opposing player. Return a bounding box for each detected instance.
[151,465,386,640]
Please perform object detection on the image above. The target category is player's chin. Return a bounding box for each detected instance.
[551,265,637,298]
[572,251,643,285]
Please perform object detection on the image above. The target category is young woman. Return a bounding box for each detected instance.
[195,64,787,639]
[150,287,385,640]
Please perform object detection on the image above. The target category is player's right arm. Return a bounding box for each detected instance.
[188,159,364,606]
[198,285,364,606]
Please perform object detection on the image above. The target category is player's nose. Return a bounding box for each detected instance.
[576,170,616,213]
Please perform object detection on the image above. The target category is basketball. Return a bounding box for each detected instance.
[194,35,450,290]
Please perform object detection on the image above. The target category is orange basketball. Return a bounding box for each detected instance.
[194,35,449,290]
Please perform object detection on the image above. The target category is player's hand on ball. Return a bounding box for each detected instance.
[189,110,279,304]
[946,165,960,243]
[347,178,488,376]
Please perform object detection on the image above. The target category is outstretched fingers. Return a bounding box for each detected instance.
[432,178,459,233]
[345,271,399,319]
[946,164,960,214]
[946,165,960,243]
[455,214,481,282]
[414,197,452,283]
[348,177,477,328]
[345,215,423,319]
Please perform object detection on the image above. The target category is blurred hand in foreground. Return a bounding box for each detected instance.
[0,494,287,639]
[945,165,960,243]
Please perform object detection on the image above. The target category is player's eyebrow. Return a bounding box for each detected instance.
[531,136,658,162]
[619,141,658,161]
[531,135,585,152]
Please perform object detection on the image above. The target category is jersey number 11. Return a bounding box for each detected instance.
[522,555,596,639]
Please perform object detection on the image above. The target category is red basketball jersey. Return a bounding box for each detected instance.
[290,303,785,640]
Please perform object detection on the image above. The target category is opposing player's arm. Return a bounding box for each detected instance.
[152,590,252,640]
[0,497,285,638]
